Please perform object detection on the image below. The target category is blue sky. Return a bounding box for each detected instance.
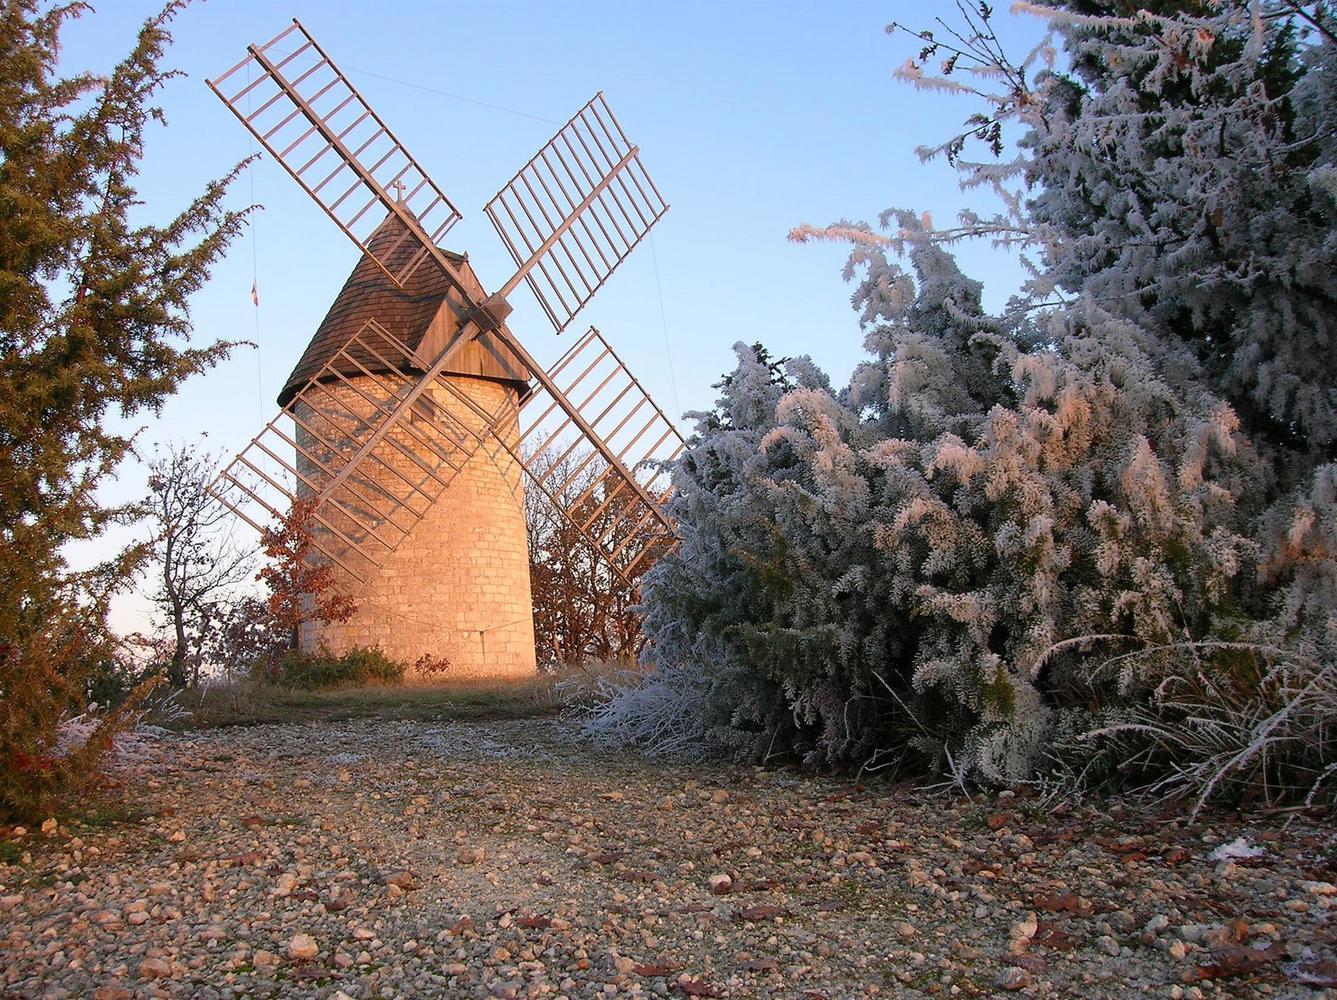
[57,1,1048,633]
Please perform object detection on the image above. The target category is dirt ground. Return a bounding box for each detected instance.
[1,718,1333,998]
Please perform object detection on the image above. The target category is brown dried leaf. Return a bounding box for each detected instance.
[1007,954,1047,974]
[738,878,780,892]
[1032,892,1085,914]
[987,812,1010,831]
[809,899,846,912]
[1097,837,1145,855]
[1190,944,1283,981]
[676,978,724,997]
[633,962,680,977]
[735,905,788,921]
[516,914,551,929]
[1032,921,1079,951]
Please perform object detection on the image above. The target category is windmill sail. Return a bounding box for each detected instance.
[209,19,462,289]
[512,328,682,585]
[485,93,669,333]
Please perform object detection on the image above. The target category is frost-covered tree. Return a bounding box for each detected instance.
[895,0,1337,464]
[587,2,1336,803]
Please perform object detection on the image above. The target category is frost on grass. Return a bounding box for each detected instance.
[587,1,1336,807]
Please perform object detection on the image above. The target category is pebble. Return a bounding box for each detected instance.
[997,967,1031,990]
[287,933,319,960]
[1096,934,1121,957]
[136,958,170,980]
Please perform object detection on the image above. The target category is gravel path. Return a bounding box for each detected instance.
[1,718,1333,999]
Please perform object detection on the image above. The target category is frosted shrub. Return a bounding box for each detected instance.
[591,236,1268,784]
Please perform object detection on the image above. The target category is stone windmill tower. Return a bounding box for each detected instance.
[208,21,683,679]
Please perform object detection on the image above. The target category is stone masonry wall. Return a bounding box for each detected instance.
[293,375,537,680]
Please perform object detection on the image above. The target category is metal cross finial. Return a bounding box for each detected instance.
[390,179,406,204]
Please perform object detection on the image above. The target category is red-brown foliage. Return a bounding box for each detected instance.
[257,499,357,647]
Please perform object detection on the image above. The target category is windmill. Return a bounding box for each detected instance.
[208,20,683,678]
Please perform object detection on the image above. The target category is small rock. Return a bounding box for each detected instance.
[40,817,57,835]
[137,958,171,980]
[708,873,732,895]
[287,934,319,961]
[1013,912,1038,941]
[1009,954,1047,975]
[167,830,186,843]
[997,967,1031,991]
[1096,935,1120,957]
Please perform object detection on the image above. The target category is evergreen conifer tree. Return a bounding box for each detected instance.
[0,1,250,818]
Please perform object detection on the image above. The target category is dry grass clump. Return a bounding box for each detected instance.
[149,661,624,730]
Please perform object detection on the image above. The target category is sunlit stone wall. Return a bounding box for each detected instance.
[292,375,537,680]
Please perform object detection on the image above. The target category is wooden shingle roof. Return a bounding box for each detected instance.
[278,216,529,407]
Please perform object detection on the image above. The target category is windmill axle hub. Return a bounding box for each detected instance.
[469,291,514,334]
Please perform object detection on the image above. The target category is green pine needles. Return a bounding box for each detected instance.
[0,0,251,819]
